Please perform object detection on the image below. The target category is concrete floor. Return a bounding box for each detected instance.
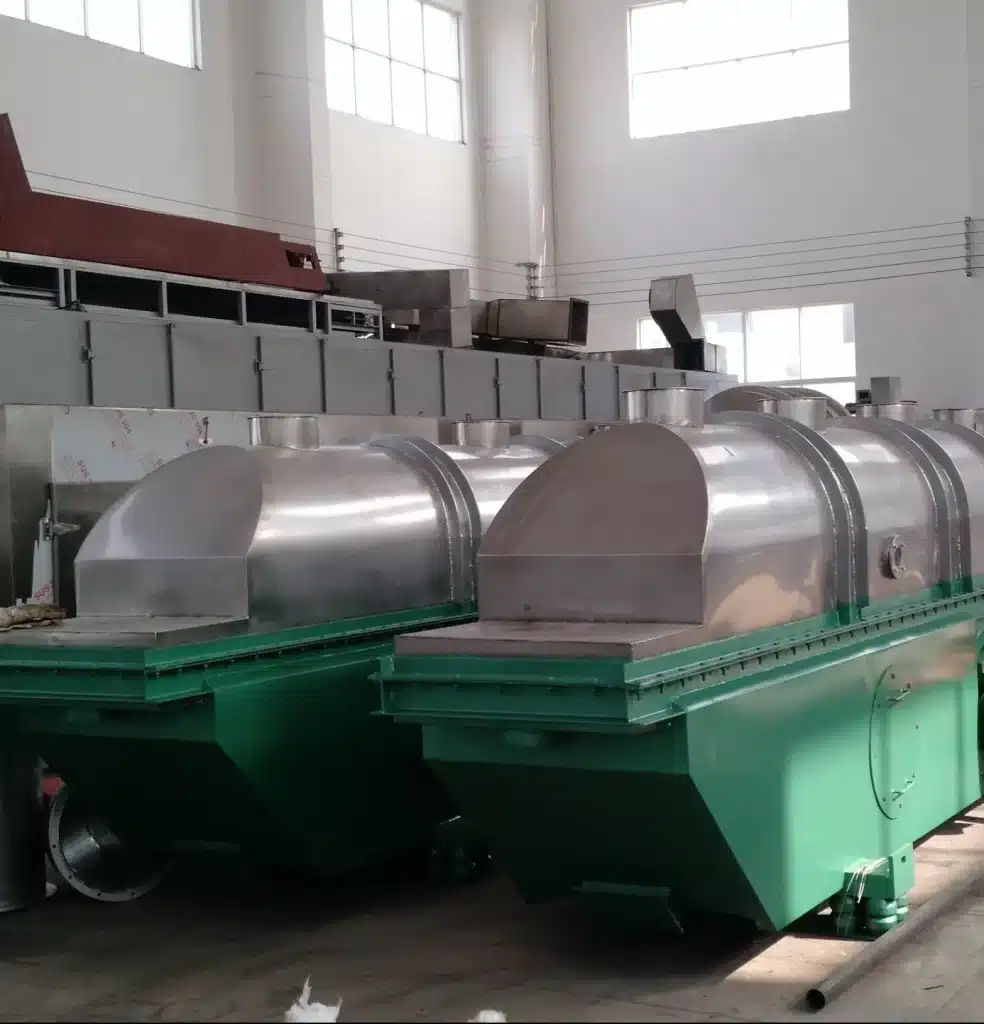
[4,811,984,1023]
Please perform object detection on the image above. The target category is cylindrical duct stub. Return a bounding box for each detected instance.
[931,408,978,430]
[248,416,321,450]
[857,402,918,424]
[621,387,706,427]
[649,387,705,427]
[451,420,512,449]
[753,398,779,414]
[45,784,169,904]
[620,389,649,423]
[774,396,829,430]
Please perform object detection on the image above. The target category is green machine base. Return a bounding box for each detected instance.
[0,603,482,884]
[379,590,984,936]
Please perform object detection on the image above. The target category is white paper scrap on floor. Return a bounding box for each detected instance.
[283,978,341,1023]
[282,978,507,1023]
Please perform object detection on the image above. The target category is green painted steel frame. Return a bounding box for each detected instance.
[0,603,473,709]
[0,602,475,878]
[375,586,984,934]
[378,588,984,732]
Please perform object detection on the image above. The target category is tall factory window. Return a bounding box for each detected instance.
[324,0,463,143]
[627,0,850,139]
[637,301,856,404]
[0,0,199,67]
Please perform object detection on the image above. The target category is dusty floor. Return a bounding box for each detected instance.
[4,810,984,1022]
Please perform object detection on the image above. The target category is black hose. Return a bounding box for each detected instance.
[806,864,984,1011]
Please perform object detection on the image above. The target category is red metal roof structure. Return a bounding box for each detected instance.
[0,113,326,292]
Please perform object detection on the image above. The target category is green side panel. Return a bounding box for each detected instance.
[378,588,984,733]
[686,620,981,929]
[423,722,767,926]
[379,595,984,931]
[20,642,453,875]
[3,604,472,877]
[0,602,472,685]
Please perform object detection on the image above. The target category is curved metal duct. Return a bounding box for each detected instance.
[73,434,566,627]
[411,402,984,656]
[705,384,849,419]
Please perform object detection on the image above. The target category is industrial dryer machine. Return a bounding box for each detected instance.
[0,417,580,905]
[378,390,984,937]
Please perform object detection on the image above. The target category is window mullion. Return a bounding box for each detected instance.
[335,0,459,139]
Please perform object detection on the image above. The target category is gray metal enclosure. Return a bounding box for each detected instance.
[0,301,734,422]
[0,256,738,615]
[0,254,735,423]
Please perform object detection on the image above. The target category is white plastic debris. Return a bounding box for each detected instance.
[283,979,504,1024]
[284,978,342,1023]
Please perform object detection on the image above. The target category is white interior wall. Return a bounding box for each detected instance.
[546,0,984,409]
[0,0,482,281]
[470,0,555,300]
[322,0,483,276]
[230,0,319,245]
[0,1,240,223]
[326,109,479,274]
[5,0,980,409]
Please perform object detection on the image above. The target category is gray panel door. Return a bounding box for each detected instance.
[443,349,497,421]
[323,337,391,414]
[652,369,687,388]
[171,323,259,411]
[259,332,323,413]
[583,362,618,422]
[392,345,443,417]
[88,317,171,408]
[496,354,539,419]
[616,366,657,394]
[539,358,584,421]
[0,306,88,405]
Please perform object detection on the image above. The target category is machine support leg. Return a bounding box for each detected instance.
[830,845,915,937]
[0,749,47,912]
[806,857,984,1011]
[427,816,491,884]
